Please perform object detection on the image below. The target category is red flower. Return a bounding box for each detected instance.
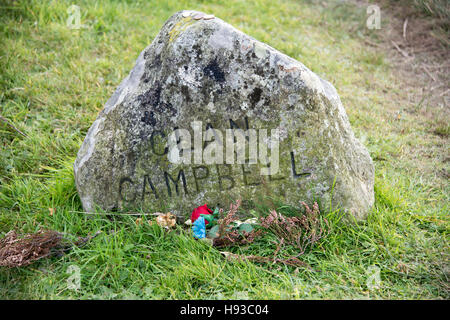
[191,204,213,225]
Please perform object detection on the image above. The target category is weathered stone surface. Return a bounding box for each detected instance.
[74,10,375,220]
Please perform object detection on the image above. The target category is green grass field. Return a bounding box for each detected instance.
[0,0,448,299]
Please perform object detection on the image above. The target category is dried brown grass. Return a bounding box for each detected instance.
[213,200,330,270]
[0,230,64,267]
[0,229,101,268]
[213,199,264,247]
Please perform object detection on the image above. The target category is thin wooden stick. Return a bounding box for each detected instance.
[402,18,408,40]
[439,88,449,97]
[69,210,161,216]
[0,115,28,137]
[391,40,410,58]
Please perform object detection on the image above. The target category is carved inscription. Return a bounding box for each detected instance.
[118,118,311,203]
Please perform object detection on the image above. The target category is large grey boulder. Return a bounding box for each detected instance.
[74,10,374,220]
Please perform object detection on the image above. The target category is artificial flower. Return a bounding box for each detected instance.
[192,216,206,239]
[190,204,213,225]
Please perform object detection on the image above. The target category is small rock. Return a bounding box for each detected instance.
[193,13,204,20]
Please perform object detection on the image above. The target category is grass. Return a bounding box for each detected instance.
[0,0,448,299]
[413,0,449,25]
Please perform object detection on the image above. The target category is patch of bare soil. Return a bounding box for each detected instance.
[380,2,448,112]
[353,0,449,185]
[357,0,448,118]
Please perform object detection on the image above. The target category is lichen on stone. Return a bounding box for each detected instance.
[74,10,375,220]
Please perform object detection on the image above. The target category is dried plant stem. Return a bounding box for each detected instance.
[0,115,28,137]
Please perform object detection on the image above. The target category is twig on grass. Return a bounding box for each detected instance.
[69,210,161,216]
[403,18,408,40]
[391,40,411,58]
[422,65,437,81]
[439,88,449,97]
[73,230,102,248]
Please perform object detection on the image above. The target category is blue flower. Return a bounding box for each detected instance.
[192,216,206,239]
